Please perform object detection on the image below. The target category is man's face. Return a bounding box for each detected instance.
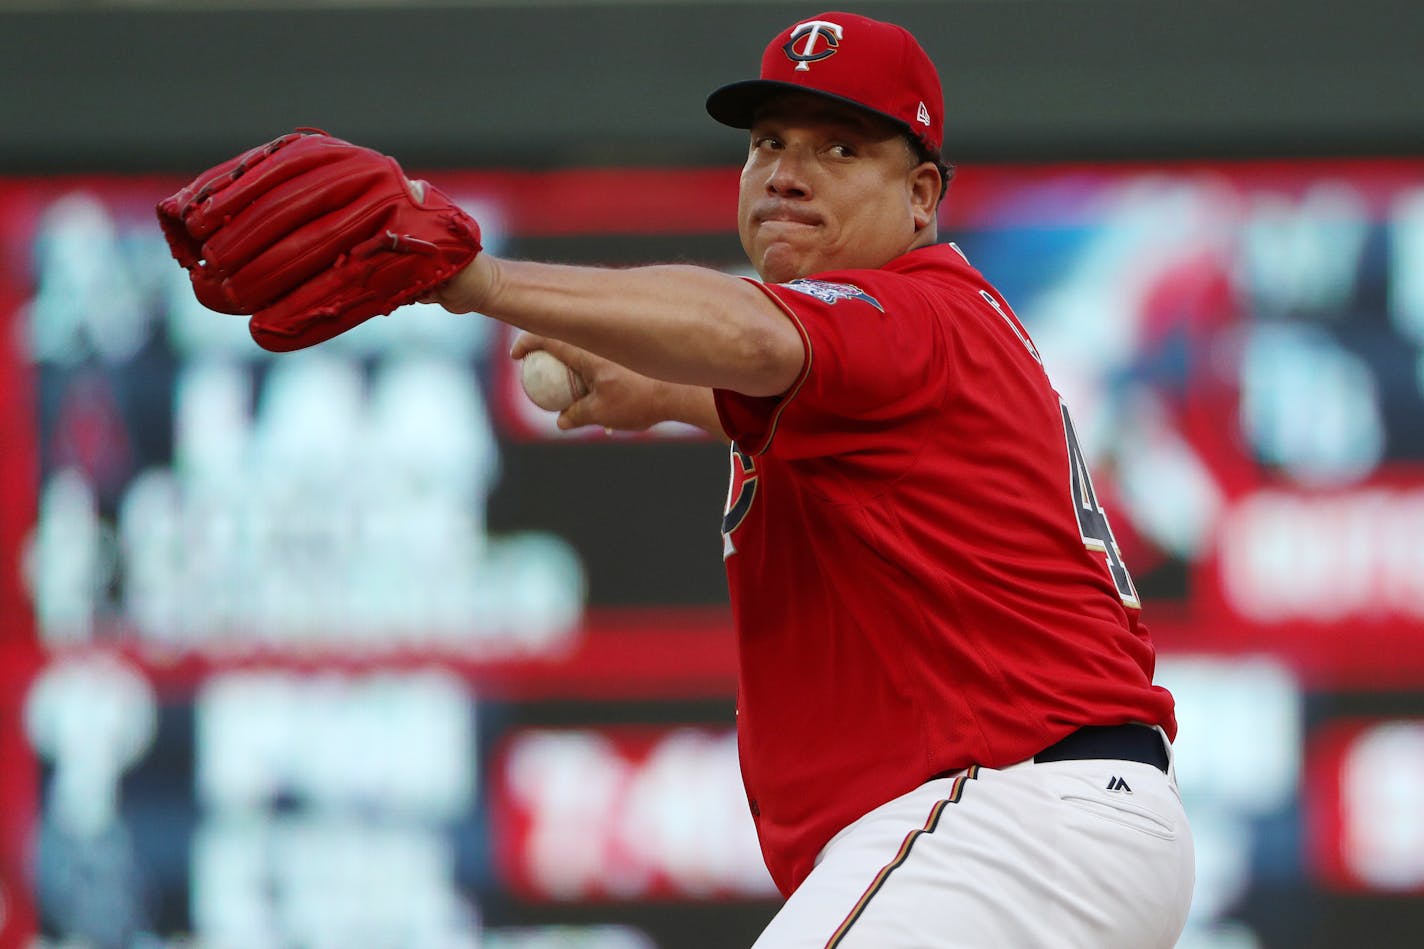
[738,92,937,284]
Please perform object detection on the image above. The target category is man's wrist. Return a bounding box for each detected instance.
[440,254,498,314]
[667,384,728,441]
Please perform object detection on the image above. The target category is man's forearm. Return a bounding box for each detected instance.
[664,384,731,442]
[446,255,803,397]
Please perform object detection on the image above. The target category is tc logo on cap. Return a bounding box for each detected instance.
[783,19,844,72]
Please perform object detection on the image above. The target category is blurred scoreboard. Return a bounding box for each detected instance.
[3,157,1424,948]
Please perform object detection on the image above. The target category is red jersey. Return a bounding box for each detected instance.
[713,243,1176,896]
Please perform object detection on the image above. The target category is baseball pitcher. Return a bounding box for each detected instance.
[158,11,1194,947]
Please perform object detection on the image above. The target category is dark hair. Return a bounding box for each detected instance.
[907,135,954,206]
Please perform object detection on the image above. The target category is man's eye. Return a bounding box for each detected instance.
[828,144,855,158]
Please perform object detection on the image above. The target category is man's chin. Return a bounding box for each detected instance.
[756,245,816,284]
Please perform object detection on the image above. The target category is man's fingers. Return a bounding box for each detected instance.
[525,336,597,378]
[555,389,599,430]
[561,387,630,432]
[510,332,582,364]
[510,332,548,359]
[556,403,588,430]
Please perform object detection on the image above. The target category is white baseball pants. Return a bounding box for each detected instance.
[752,740,1194,948]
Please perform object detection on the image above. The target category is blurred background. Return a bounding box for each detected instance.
[2,1,1424,947]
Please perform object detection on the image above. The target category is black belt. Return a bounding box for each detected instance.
[1034,723,1169,774]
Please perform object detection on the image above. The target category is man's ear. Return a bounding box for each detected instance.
[909,162,942,231]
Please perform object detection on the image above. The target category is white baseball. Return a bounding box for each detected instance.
[520,349,589,412]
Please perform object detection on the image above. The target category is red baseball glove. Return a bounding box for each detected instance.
[157,129,482,352]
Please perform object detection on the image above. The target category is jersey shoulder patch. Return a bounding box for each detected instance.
[779,279,884,312]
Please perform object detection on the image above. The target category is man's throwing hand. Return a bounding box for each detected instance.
[156,129,482,352]
[511,334,679,434]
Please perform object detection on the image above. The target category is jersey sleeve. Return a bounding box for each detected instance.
[714,274,948,458]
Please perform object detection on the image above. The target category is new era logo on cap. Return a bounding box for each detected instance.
[706,11,946,156]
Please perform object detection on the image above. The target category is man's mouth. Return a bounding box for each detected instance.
[753,204,822,228]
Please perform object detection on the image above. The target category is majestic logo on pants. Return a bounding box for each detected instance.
[783,20,843,71]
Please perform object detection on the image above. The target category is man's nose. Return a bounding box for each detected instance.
[766,149,811,198]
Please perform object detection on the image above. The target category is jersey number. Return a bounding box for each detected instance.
[1060,403,1139,608]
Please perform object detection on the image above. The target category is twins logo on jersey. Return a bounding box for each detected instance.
[781,279,884,311]
[721,444,757,559]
